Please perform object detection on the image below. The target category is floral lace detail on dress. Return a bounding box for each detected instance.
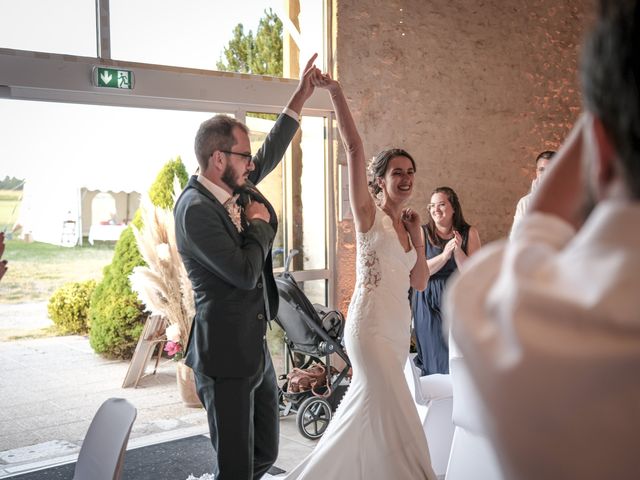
[356,231,381,292]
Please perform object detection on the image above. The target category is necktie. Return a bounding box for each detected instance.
[223,194,243,232]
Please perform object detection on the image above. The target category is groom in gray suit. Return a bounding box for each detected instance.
[174,55,319,480]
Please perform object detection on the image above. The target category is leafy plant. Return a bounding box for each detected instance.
[47,280,96,335]
[148,157,189,209]
[88,227,146,357]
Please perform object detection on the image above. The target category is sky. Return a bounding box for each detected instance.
[0,0,280,181]
[0,0,275,70]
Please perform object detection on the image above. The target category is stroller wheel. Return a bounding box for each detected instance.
[296,396,332,440]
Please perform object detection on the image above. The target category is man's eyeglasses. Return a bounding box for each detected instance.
[219,150,253,163]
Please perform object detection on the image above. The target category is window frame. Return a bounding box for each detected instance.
[0,0,337,306]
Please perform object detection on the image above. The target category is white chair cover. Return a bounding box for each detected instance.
[445,340,503,480]
[405,355,454,478]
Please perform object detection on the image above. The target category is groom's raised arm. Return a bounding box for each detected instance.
[250,54,320,184]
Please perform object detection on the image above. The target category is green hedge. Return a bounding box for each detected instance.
[47,280,96,335]
[88,227,146,358]
[149,157,189,209]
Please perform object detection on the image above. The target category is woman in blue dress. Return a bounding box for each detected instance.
[412,186,481,375]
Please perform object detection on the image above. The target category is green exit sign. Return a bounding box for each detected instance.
[92,67,134,89]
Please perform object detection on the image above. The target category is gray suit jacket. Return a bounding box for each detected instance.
[174,113,298,377]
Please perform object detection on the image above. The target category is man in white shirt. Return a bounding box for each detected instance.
[509,150,555,239]
[446,2,640,479]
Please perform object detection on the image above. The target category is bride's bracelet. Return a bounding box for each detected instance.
[413,244,424,249]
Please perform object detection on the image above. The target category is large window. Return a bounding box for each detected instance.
[0,0,326,78]
[0,0,96,56]
[0,0,335,305]
[246,112,329,304]
[2,99,334,303]
[110,0,278,72]
[1,99,208,246]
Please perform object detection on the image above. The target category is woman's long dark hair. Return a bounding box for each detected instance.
[425,186,470,250]
[368,148,416,199]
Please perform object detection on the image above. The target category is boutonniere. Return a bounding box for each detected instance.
[224,195,243,232]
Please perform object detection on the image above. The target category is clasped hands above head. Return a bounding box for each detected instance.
[307,65,340,93]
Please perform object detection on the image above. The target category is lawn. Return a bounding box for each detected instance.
[0,188,115,303]
[0,239,115,303]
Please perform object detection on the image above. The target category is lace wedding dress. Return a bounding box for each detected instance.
[283,208,436,480]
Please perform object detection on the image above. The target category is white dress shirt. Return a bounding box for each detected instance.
[509,192,531,240]
[197,174,232,205]
[510,177,540,240]
[446,200,640,480]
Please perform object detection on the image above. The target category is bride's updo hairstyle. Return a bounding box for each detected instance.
[368,148,416,200]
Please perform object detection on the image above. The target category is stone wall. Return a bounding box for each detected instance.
[332,0,593,312]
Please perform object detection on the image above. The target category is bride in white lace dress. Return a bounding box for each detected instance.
[282,76,436,479]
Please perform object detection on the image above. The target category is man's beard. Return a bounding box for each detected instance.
[221,163,243,192]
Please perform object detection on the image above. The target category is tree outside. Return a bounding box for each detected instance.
[0,176,24,190]
[216,8,283,77]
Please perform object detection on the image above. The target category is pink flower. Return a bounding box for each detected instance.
[164,340,183,357]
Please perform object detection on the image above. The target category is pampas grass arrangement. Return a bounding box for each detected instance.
[129,194,194,349]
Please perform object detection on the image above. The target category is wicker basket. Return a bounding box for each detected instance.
[176,360,202,408]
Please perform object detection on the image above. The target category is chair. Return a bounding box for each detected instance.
[61,220,78,246]
[122,315,167,388]
[404,355,455,479]
[445,340,503,480]
[73,397,137,480]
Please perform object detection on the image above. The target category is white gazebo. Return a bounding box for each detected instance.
[16,169,148,247]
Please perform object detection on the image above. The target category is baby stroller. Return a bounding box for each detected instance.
[274,250,351,440]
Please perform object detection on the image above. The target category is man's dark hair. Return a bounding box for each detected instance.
[581,0,640,198]
[536,150,556,165]
[194,115,249,172]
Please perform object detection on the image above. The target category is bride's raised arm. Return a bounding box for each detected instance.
[315,75,376,232]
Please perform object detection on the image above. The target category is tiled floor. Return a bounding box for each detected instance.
[0,335,314,478]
